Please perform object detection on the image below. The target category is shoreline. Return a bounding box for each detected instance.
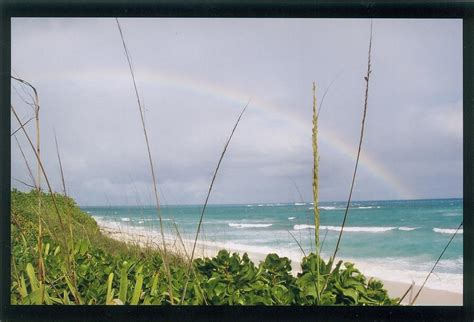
[99,224,462,306]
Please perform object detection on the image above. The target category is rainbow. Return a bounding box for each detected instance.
[72,68,414,199]
[319,129,414,200]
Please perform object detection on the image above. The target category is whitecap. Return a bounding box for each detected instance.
[321,225,396,233]
[288,216,296,220]
[433,228,463,234]
[398,227,418,231]
[442,213,462,217]
[293,225,397,232]
[293,224,315,230]
[121,217,131,222]
[228,223,273,228]
[320,206,337,210]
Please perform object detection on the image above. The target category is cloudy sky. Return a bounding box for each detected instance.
[11,18,462,206]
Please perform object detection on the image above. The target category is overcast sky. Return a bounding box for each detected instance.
[11,18,462,206]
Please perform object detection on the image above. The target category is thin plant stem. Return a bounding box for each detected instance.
[319,22,374,301]
[331,21,373,262]
[410,221,463,305]
[11,116,35,136]
[115,18,174,303]
[180,100,250,304]
[320,227,328,254]
[288,230,307,258]
[317,70,343,118]
[288,177,313,254]
[12,178,35,189]
[54,130,67,196]
[54,130,77,285]
[13,134,36,187]
[397,281,414,305]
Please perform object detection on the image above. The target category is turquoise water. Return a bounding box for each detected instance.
[83,198,463,293]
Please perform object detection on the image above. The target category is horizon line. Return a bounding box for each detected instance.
[80,196,463,208]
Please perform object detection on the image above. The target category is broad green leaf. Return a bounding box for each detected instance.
[131,274,143,305]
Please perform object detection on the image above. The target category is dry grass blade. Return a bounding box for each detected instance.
[11,69,36,108]
[319,227,328,254]
[13,178,36,189]
[13,134,36,188]
[397,281,414,305]
[331,21,373,262]
[410,221,463,305]
[11,116,35,136]
[317,70,343,118]
[288,230,307,258]
[115,18,174,303]
[54,130,77,284]
[288,177,313,253]
[54,130,67,196]
[180,100,250,304]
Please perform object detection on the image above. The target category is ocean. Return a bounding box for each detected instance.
[82,198,463,293]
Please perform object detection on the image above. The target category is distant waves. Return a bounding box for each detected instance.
[228,223,273,228]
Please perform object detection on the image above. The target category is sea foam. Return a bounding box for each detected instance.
[293,224,315,230]
[229,223,273,228]
[320,206,337,210]
[293,224,397,233]
[433,228,463,234]
[398,227,418,231]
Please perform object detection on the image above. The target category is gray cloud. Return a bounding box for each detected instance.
[11,18,462,205]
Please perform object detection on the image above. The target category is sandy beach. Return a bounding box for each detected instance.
[99,224,462,306]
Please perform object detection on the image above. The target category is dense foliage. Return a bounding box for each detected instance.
[11,190,398,305]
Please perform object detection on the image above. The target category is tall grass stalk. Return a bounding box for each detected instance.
[312,82,320,251]
[54,130,67,197]
[331,21,373,262]
[54,131,77,285]
[410,221,463,305]
[180,100,250,304]
[115,18,174,303]
[311,82,321,304]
